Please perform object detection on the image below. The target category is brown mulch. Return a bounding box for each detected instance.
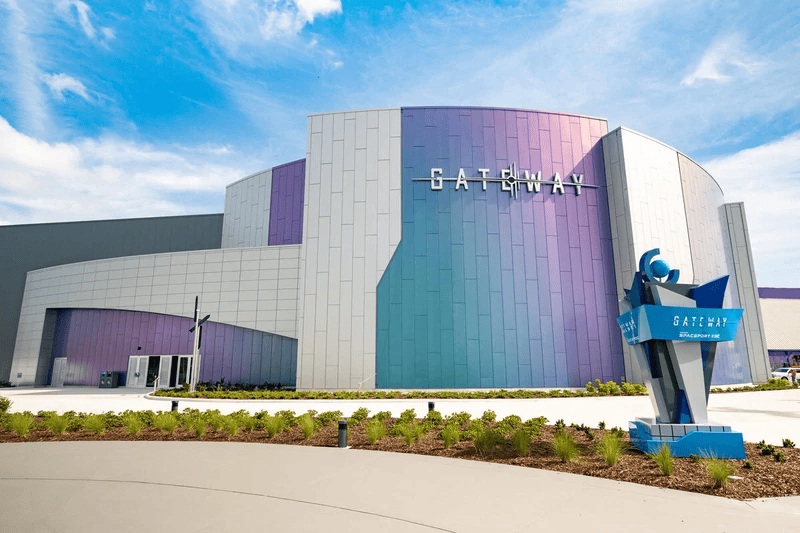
[1,420,798,501]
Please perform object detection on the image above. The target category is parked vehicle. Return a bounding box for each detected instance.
[771,367,798,381]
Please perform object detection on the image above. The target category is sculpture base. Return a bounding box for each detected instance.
[629,418,745,459]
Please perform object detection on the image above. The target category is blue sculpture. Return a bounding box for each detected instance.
[617,249,746,459]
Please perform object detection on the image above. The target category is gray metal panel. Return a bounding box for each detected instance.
[724,203,770,383]
[0,214,223,382]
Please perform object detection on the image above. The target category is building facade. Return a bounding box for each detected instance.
[3,106,771,389]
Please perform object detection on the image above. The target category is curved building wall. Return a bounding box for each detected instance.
[376,107,623,388]
[49,309,296,386]
[11,246,301,385]
[602,127,769,384]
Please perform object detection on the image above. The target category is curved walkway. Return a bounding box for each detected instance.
[1,441,799,532]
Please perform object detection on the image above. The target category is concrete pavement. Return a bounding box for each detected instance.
[2,387,800,532]
[1,441,799,533]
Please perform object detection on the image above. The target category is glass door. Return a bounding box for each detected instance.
[177,355,193,386]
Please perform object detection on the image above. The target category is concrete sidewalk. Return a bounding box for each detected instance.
[1,441,798,533]
[3,386,799,445]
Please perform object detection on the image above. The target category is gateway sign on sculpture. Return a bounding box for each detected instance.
[413,163,598,199]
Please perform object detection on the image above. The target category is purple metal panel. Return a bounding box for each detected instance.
[268,158,306,245]
[758,288,800,299]
[45,309,296,387]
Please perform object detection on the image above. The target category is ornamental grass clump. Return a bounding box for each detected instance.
[260,415,286,438]
[441,423,460,450]
[7,412,35,437]
[298,413,315,440]
[121,412,144,435]
[221,415,240,436]
[552,430,580,463]
[0,396,11,413]
[396,421,425,446]
[706,458,736,489]
[596,433,625,466]
[83,414,107,435]
[365,418,386,444]
[153,412,180,435]
[474,428,504,457]
[652,444,674,476]
[511,428,531,456]
[191,417,207,437]
[44,414,69,435]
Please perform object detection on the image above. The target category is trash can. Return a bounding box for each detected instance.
[99,371,120,388]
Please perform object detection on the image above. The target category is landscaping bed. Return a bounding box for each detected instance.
[1,405,797,501]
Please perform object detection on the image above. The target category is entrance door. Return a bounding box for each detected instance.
[126,356,148,387]
[51,357,67,387]
[157,356,172,390]
[176,355,193,387]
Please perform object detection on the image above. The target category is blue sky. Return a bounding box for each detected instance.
[0,0,798,286]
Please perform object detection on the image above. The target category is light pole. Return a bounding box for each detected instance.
[188,296,210,393]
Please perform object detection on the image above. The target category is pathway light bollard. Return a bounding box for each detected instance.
[428,401,435,413]
[338,420,348,448]
[171,400,179,412]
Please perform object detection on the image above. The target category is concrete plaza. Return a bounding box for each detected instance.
[1,386,799,532]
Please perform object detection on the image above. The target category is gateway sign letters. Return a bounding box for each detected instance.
[413,163,598,199]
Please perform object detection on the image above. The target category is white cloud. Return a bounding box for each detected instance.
[56,0,115,46]
[682,34,764,87]
[0,0,51,137]
[0,116,245,224]
[703,132,800,288]
[41,73,90,101]
[195,0,342,55]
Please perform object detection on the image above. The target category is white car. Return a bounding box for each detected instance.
[771,367,797,381]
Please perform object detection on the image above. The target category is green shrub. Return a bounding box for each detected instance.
[761,444,776,456]
[652,445,674,476]
[316,410,343,428]
[365,418,386,444]
[554,419,566,431]
[298,413,315,439]
[585,382,596,394]
[447,411,472,427]
[743,460,753,469]
[399,409,416,424]
[480,410,497,423]
[424,410,444,427]
[102,411,125,428]
[690,454,701,463]
[373,411,392,421]
[773,451,786,463]
[464,419,485,440]
[0,396,11,413]
[7,412,35,437]
[609,426,626,439]
[239,414,257,432]
[474,428,504,456]
[122,412,144,435]
[275,410,298,427]
[153,413,180,435]
[552,431,580,463]
[511,428,531,456]
[782,438,795,448]
[706,458,735,488]
[44,414,69,435]
[441,423,460,450]
[349,407,370,426]
[135,410,156,427]
[83,414,107,435]
[597,421,606,430]
[522,416,548,436]
[496,415,522,436]
[597,434,624,466]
